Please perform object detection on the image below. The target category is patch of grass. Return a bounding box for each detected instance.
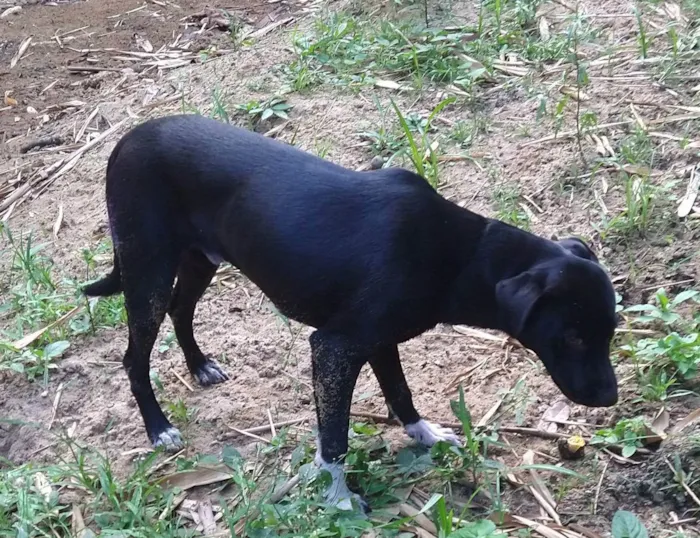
[492,185,531,230]
[289,13,489,91]
[598,173,657,239]
[620,288,700,400]
[619,128,655,167]
[2,388,545,537]
[590,417,651,458]
[0,229,127,382]
[449,116,489,148]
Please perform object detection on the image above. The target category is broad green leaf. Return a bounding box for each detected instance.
[611,510,648,538]
[622,444,637,458]
[43,340,70,359]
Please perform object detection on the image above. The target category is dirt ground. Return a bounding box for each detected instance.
[1,0,700,536]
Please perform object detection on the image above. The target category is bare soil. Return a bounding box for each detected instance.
[1,0,699,536]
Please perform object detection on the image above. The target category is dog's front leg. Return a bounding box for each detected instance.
[310,330,369,513]
[370,346,459,447]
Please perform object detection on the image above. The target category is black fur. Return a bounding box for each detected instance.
[84,114,618,486]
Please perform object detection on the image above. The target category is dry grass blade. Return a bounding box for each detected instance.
[522,450,561,524]
[671,408,700,434]
[75,107,101,143]
[244,17,295,40]
[48,383,64,430]
[664,458,700,508]
[452,325,505,342]
[11,36,32,68]
[476,393,506,428]
[678,165,699,218]
[11,305,82,349]
[512,515,568,538]
[228,426,272,444]
[240,417,308,435]
[53,204,64,238]
[398,503,439,535]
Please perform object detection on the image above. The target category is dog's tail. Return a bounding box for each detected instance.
[82,131,131,298]
[83,253,122,297]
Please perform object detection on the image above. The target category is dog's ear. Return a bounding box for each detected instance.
[495,270,548,336]
[558,237,598,262]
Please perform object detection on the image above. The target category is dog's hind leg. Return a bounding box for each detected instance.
[118,237,181,451]
[370,347,459,446]
[168,249,228,386]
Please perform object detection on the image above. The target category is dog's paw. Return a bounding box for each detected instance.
[330,491,370,514]
[152,426,184,452]
[316,457,370,514]
[193,359,229,386]
[405,419,460,447]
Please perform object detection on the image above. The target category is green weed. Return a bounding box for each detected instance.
[388,97,454,188]
[492,185,530,230]
[235,96,293,127]
[590,417,651,458]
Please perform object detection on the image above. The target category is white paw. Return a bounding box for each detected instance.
[315,455,369,513]
[152,426,184,452]
[405,419,460,447]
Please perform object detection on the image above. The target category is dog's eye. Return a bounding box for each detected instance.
[564,333,584,349]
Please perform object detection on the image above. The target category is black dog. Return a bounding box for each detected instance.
[84,114,618,510]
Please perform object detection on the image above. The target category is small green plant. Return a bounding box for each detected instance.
[210,86,230,123]
[600,173,656,238]
[0,340,69,383]
[166,398,196,428]
[591,418,650,457]
[450,117,489,148]
[235,96,293,126]
[624,288,698,327]
[492,185,530,230]
[611,510,649,538]
[389,96,454,188]
[158,331,177,354]
[633,7,649,59]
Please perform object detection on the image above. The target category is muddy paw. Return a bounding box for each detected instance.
[152,426,184,452]
[405,419,460,447]
[193,359,229,386]
[329,491,370,513]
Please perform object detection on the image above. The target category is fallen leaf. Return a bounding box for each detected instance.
[11,36,32,69]
[622,164,651,177]
[33,473,52,502]
[672,408,700,434]
[678,165,699,218]
[375,79,402,90]
[158,465,234,490]
[134,33,154,53]
[72,505,96,538]
[560,85,590,101]
[0,6,22,18]
[4,91,18,107]
[537,400,571,433]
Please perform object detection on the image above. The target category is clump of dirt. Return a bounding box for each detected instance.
[606,426,700,516]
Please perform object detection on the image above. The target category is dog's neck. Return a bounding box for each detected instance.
[440,215,556,332]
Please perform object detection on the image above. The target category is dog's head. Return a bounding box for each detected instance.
[495,237,618,407]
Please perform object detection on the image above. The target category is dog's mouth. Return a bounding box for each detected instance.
[544,363,618,408]
[551,376,618,407]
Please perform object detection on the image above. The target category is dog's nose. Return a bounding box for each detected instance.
[586,386,618,407]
